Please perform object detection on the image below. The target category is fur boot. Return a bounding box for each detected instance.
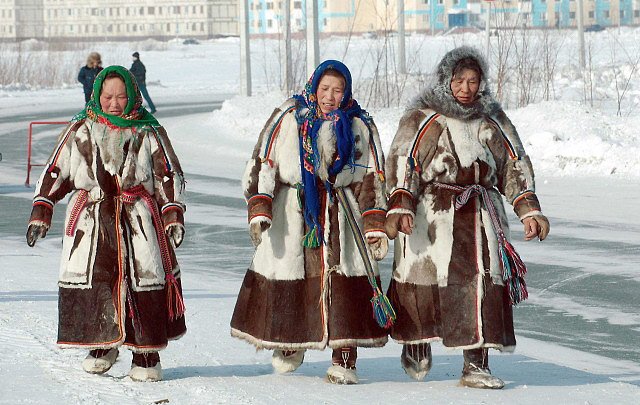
[327,347,358,385]
[129,352,162,382]
[459,348,504,389]
[82,348,118,374]
[272,350,305,373]
[401,343,432,381]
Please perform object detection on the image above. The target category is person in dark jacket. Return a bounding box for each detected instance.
[130,52,156,113]
[77,52,103,103]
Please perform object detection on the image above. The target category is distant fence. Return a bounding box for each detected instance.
[25,121,69,187]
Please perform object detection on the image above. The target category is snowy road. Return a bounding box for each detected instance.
[1,104,640,403]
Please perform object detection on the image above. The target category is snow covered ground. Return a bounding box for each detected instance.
[1,31,640,404]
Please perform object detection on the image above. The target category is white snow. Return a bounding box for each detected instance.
[1,31,640,404]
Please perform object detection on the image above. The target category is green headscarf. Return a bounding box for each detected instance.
[73,65,159,128]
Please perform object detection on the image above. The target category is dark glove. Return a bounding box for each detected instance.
[26,223,48,247]
[166,224,185,248]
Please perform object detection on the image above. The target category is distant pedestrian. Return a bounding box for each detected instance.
[77,52,103,103]
[130,52,156,113]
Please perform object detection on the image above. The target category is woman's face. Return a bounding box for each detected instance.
[450,68,480,105]
[316,73,345,114]
[99,77,128,116]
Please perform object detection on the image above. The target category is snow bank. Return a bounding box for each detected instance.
[208,95,640,178]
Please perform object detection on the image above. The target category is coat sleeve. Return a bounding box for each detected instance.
[350,117,387,239]
[149,126,186,230]
[77,67,85,86]
[241,100,296,227]
[28,122,80,229]
[385,109,443,219]
[486,110,542,220]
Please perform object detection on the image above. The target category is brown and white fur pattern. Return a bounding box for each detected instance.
[232,99,389,351]
[28,119,187,352]
[385,46,543,352]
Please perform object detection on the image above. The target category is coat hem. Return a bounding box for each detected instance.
[231,328,327,350]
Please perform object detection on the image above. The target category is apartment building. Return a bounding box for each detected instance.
[1,0,237,41]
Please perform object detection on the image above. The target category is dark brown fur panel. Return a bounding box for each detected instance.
[387,279,442,342]
[328,273,388,342]
[230,270,324,345]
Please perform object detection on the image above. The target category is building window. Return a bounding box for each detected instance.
[620,10,625,18]
[167,23,171,31]
[294,1,301,9]
[569,11,575,19]
[267,2,273,9]
[323,18,327,26]
[148,7,154,15]
[139,7,144,15]
[604,10,610,18]
[589,10,594,18]
[635,10,640,18]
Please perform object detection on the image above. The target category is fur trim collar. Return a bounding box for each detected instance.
[411,46,502,120]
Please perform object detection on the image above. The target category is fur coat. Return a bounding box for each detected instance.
[231,98,389,350]
[28,119,187,352]
[385,46,542,351]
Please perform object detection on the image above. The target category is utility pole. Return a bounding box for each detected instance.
[306,0,320,77]
[577,0,586,69]
[283,0,292,93]
[485,1,491,59]
[239,0,252,96]
[398,0,406,74]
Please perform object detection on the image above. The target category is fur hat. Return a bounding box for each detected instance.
[411,46,501,120]
[132,52,140,58]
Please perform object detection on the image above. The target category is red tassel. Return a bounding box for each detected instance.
[165,273,185,321]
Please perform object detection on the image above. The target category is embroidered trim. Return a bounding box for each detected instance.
[65,190,89,236]
[512,190,535,206]
[362,208,387,217]
[247,193,273,204]
[408,113,440,172]
[33,197,54,210]
[487,117,519,160]
[262,105,296,164]
[161,203,184,215]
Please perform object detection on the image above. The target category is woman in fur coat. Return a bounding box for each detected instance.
[26,65,186,382]
[231,60,389,385]
[384,46,550,389]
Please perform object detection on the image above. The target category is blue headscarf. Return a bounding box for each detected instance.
[292,60,367,247]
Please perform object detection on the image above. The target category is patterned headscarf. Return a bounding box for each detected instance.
[292,60,368,247]
[72,65,159,129]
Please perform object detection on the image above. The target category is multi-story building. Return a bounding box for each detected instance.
[2,0,640,42]
[1,0,237,41]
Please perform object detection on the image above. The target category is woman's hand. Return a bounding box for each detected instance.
[523,215,550,241]
[166,224,185,248]
[367,236,388,260]
[249,221,271,247]
[385,213,414,239]
[26,224,48,247]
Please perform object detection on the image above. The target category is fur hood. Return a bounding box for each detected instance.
[411,46,502,120]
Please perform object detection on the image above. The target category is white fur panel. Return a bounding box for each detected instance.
[257,161,277,196]
[445,118,488,169]
[337,189,373,277]
[272,114,302,186]
[394,156,411,191]
[28,220,50,229]
[249,215,272,227]
[365,231,387,239]
[387,208,415,218]
[395,195,454,286]
[519,210,543,221]
[58,197,99,289]
[251,187,305,280]
[127,199,166,291]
